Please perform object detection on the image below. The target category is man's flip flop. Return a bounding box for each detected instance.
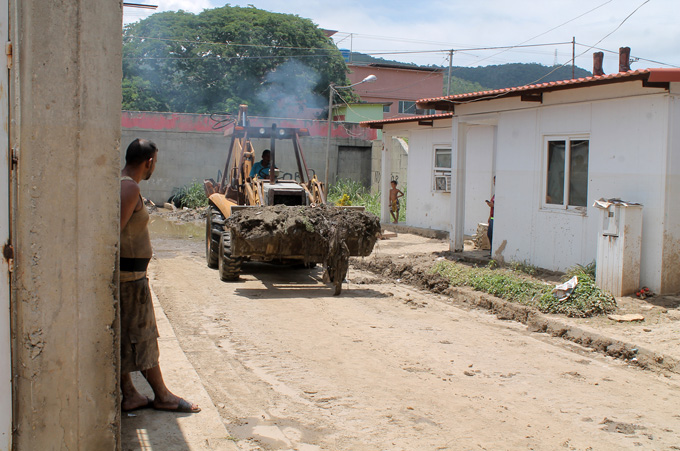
[154,398,201,414]
[122,396,154,412]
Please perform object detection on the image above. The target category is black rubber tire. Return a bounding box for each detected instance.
[218,231,241,281]
[206,207,224,268]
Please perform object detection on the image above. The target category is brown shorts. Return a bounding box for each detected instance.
[120,277,159,374]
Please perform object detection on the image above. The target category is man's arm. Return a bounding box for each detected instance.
[121,180,141,230]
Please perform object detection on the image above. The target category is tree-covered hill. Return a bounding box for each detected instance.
[122,6,351,115]
[347,52,592,94]
[448,63,592,90]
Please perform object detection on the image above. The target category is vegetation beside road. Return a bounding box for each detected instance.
[431,260,616,318]
[328,179,405,222]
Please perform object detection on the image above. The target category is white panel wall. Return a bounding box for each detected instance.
[405,127,452,230]
[493,109,539,264]
[489,93,670,292]
[588,95,668,290]
[463,125,494,235]
[662,89,680,292]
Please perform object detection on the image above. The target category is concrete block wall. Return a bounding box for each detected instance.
[11,0,122,449]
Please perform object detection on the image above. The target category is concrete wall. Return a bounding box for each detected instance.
[11,1,122,449]
[122,112,377,205]
[0,0,9,446]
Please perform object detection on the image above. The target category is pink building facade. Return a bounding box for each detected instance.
[347,63,444,118]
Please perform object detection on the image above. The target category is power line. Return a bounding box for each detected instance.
[572,0,651,59]
[123,54,331,61]
[437,0,656,106]
[584,44,680,68]
[332,1,612,58]
[363,41,572,56]
[124,35,575,61]
[124,35,337,53]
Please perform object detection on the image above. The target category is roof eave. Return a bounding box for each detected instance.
[417,71,664,110]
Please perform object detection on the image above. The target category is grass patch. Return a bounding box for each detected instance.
[509,260,539,276]
[169,181,209,209]
[328,178,405,221]
[431,260,616,317]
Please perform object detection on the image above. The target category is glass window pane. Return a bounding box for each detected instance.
[546,141,565,204]
[435,149,451,168]
[568,140,589,207]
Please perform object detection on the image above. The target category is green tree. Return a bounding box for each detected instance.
[122,6,351,114]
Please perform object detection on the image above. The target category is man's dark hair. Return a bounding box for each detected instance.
[391,180,398,185]
[262,149,271,157]
[125,138,158,166]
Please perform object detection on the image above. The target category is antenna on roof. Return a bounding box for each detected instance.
[553,49,558,67]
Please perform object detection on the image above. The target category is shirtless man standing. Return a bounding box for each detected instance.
[120,138,200,413]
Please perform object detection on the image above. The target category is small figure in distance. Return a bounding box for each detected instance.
[250,149,277,179]
[389,180,404,224]
[485,176,495,256]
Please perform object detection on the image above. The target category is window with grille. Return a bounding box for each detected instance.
[433,147,452,192]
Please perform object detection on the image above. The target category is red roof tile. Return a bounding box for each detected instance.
[417,68,680,110]
[360,112,454,129]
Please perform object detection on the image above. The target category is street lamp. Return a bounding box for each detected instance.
[324,74,377,197]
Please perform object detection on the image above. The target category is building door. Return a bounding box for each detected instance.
[337,145,371,188]
[0,0,10,447]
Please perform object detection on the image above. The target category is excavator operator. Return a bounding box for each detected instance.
[250,149,277,178]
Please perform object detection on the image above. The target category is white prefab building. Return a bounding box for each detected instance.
[362,68,680,295]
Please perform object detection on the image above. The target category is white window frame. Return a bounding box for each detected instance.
[542,135,589,212]
[433,146,452,192]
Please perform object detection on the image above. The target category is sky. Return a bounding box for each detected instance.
[123,0,680,75]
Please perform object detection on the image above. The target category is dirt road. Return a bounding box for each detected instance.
[149,227,680,450]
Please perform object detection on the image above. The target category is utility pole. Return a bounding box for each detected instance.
[349,33,353,64]
[572,37,575,79]
[447,49,453,96]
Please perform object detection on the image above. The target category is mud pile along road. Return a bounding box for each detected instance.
[143,213,680,450]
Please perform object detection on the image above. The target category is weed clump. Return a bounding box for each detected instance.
[169,181,208,209]
[328,179,406,222]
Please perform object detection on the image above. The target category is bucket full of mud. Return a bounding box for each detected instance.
[225,204,381,294]
[226,204,380,260]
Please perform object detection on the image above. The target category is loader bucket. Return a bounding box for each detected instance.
[226,205,380,262]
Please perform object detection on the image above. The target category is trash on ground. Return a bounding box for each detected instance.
[553,276,578,301]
